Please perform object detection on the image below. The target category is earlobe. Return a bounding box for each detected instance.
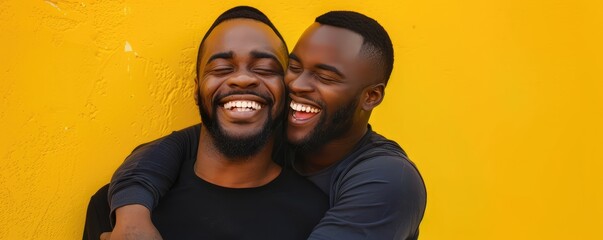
[362,83,385,111]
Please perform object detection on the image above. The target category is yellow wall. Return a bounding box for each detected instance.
[1,0,601,239]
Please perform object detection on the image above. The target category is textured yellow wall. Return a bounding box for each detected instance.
[1,0,601,239]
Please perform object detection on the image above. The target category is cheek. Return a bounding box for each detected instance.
[284,72,296,87]
[266,77,285,98]
[318,85,359,112]
[317,85,344,104]
[198,78,222,105]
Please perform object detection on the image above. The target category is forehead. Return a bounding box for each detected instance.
[292,23,364,64]
[200,19,286,63]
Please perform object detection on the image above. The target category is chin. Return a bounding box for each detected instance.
[286,137,303,146]
[222,127,264,139]
[286,132,314,150]
[286,129,305,144]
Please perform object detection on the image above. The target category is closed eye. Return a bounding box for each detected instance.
[314,72,340,84]
[252,67,281,76]
[209,67,234,76]
[288,64,303,74]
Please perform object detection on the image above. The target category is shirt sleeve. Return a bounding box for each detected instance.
[107,130,189,223]
[308,156,427,240]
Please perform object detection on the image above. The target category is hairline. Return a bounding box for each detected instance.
[196,18,288,75]
[314,22,389,84]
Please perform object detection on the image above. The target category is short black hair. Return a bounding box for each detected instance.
[196,6,287,74]
[315,11,394,85]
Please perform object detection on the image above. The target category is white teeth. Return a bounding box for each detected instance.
[290,101,320,113]
[223,101,262,110]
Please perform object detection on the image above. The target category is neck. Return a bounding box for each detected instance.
[195,126,281,188]
[297,124,368,174]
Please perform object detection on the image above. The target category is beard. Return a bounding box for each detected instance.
[288,97,359,153]
[198,91,281,159]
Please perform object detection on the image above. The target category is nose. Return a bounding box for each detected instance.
[287,72,313,94]
[226,71,259,89]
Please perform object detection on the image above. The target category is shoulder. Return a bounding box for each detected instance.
[343,130,421,182]
[128,124,200,157]
[311,129,426,239]
[334,131,426,204]
[153,124,200,147]
[340,154,424,197]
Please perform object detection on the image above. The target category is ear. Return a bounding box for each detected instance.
[361,83,385,111]
[194,76,200,106]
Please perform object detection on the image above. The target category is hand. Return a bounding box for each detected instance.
[105,204,163,240]
[100,232,112,240]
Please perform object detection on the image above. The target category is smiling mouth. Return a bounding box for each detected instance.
[223,100,262,112]
[290,100,321,121]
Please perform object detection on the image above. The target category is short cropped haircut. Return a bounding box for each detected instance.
[315,11,394,85]
[195,6,287,74]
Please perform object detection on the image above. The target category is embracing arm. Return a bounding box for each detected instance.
[108,131,189,218]
[104,127,201,240]
[308,156,427,240]
[104,128,193,239]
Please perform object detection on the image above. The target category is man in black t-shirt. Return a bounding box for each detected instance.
[83,6,327,240]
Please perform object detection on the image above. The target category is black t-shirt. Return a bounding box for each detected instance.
[152,126,328,240]
[153,163,327,239]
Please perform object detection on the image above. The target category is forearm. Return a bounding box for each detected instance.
[111,184,155,214]
[109,156,179,213]
[108,127,194,223]
[111,204,163,240]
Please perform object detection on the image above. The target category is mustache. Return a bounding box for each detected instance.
[213,90,274,107]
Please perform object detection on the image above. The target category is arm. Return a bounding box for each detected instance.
[108,205,163,240]
[308,156,427,240]
[106,125,196,240]
[108,131,188,219]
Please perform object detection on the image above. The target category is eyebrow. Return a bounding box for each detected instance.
[289,53,300,62]
[207,51,233,64]
[251,50,281,65]
[207,51,283,67]
[316,63,344,78]
[289,53,345,78]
